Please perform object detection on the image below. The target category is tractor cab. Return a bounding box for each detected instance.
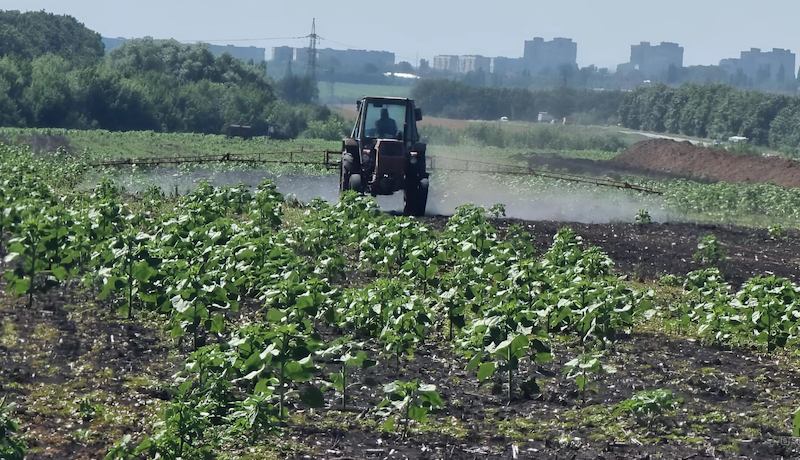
[353,98,422,144]
[340,97,429,216]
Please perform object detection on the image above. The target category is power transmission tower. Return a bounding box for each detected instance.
[306,18,318,80]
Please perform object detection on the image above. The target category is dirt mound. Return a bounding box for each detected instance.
[614,139,800,188]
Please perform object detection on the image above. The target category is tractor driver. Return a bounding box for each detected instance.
[374,107,398,138]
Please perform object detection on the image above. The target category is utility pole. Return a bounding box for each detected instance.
[306,18,318,80]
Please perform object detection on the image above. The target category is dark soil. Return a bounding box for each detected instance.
[488,219,800,288]
[614,139,800,188]
[3,217,800,460]
[291,331,800,460]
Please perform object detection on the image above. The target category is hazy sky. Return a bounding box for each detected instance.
[5,0,799,69]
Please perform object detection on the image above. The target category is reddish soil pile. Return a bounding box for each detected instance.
[614,139,800,188]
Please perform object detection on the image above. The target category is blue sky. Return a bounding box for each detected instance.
[4,0,798,69]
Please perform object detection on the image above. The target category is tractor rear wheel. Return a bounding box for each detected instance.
[403,178,428,217]
[339,152,357,196]
[349,173,363,192]
[416,178,429,216]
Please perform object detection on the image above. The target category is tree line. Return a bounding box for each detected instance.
[412,78,800,152]
[618,83,800,151]
[0,10,347,139]
[411,79,624,125]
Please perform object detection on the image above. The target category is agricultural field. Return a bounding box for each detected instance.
[0,128,340,164]
[1,141,800,460]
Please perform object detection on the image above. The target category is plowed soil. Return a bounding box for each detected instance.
[613,139,800,188]
[506,220,800,286]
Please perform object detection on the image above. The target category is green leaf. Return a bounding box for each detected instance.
[51,265,68,281]
[134,436,152,454]
[382,415,396,433]
[477,362,496,381]
[300,385,325,408]
[756,330,769,343]
[284,360,314,382]
[3,252,20,265]
[209,313,225,333]
[10,278,31,297]
[254,377,275,395]
[171,295,192,313]
[296,293,315,309]
[509,334,530,357]
[423,390,444,408]
[408,405,429,422]
[133,261,157,282]
[266,308,286,322]
[170,324,185,338]
[242,365,266,381]
[465,352,483,371]
[330,372,345,391]
[425,265,436,280]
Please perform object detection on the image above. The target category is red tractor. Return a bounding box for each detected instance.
[339,97,429,216]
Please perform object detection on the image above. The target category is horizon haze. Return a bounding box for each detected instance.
[3,0,799,70]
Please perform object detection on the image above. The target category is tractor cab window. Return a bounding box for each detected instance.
[363,102,407,139]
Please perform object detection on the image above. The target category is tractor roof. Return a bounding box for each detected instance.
[361,96,413,102]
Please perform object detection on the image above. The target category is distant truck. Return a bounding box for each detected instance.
[538,112,555,123]
[227,125,252,140]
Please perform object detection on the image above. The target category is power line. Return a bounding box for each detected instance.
[181,36,307,43]
[182,25,414,68]
[307,18,319,80]
[316,36,362,50]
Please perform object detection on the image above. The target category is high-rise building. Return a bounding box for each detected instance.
[433,55,460,72]
[458,55,491,74]
[490,56,525,74]
[272,46,295,63]
[205,44,265,64]
[617,42,683,80]
[719,48,796,85]
[271,47,395,71]
[522,37,578,74]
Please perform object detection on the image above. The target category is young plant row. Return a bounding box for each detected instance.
[665,268,800,350]
[8,144,794,458]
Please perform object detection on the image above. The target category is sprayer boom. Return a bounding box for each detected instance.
[88,150,662,195]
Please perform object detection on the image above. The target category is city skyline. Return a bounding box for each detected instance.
[4,0,800,70]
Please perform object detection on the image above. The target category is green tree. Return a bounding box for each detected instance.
[22,54,74,127]
[0,56,25,126]
[0,10,103,65]
[274,74,318,104]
